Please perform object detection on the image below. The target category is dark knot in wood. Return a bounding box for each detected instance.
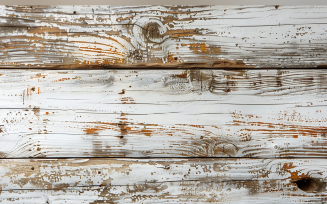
[142,22,167,44]
[214,143,238,157]
[144,23,160,40]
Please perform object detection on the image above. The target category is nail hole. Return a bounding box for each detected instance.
[275,5,279,9]
[295,178,319,192]
[120,135,124,139]
[31,167,34,170]
[73,11,77,14]
[224,88,231,93]
[98,171,101,174]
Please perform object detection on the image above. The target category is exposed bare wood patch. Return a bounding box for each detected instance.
[1,5,326,203]
[0,5,327,68]
[0,158,325,203]
[0,69,327,158]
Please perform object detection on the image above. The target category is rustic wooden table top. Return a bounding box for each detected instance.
[1,5,327,203]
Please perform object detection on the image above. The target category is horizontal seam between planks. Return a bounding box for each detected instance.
[1,67,327,70]
[0,157,327,160]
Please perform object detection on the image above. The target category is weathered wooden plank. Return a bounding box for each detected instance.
[1,69,327,158]
[0,158,325,203]
[0,5,327,68]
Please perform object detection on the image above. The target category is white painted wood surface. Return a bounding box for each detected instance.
[0,158,326,203]
[1,5,327,203]
[0,5,327,68]
[1,69,327,158]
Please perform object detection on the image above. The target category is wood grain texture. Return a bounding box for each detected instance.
[0,5,327,68]
[2,5,327,203]
[0,158,326,203]
[1,69,327,158]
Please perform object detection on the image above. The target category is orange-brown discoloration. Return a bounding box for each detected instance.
[84,127,103,134]
[26,87,34,95]
[181,43,221,54]
[173,72,187,78]
[234,120,327,138]
[118,122,128,136]
[212,59,248,68]
[27,26,68,37]
[30,73,47,79]
[80,119,228,156]
[74,50,127,66]
[231,112,327,139]
[167,54,180,63]
[7,14,18,17]
[116,15,135,22]
[1,5,326,69]
[141,129,152,137]
[52,78,70,82]
[283,163,310,182]
[121,97,135,104]
[166,29,200,38]
[77,47,126,60]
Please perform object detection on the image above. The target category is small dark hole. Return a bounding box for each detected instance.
[275,5,279,9]
[31,167,34,170]
[73,11,77,14]
[98,171,101,174]
[120,135,124,139]
[174,57,178,60]
[200,136,204,139]
[224,88,231,93]
[164,166,170,170]
[295,178,317,192]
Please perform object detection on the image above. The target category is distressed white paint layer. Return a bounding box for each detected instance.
[0,69,327,158]
[0,5,326,68]
[0,158,325,203]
